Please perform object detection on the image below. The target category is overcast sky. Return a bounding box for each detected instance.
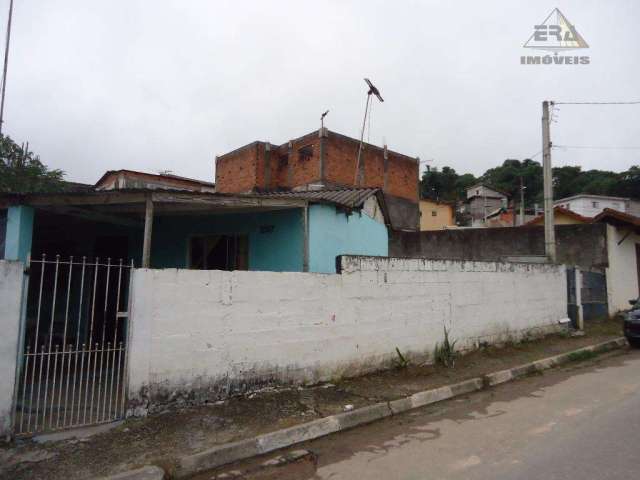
[2,0,639,184]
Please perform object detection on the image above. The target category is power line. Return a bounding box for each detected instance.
[553,101,640,105]
[554,144,640,150]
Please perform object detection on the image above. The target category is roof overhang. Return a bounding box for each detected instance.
[594,208,640,234]
[2,190,308,228]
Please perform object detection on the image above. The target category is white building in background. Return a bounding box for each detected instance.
[555,194,632,218]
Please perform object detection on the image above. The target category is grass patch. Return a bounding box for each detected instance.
[567,350,599,362]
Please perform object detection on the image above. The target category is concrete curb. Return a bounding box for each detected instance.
[95,465,166,480]
[117,337,628,479]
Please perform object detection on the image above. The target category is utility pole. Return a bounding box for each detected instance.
[542,100,556,262]
[0,0,14,136]
[519,176,525,226]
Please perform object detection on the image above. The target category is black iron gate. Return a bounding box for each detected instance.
[567,266,608,329]
[13,255,133,436]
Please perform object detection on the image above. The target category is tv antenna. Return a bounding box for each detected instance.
[320,110,329,129]
[354,78,384,186]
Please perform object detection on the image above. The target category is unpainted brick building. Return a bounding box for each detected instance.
[215,129,420,230]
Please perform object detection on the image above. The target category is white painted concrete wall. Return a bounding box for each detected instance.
[556,196,627,218]
[606,224,640,314]
[127,257,568,407]
[0,261,24,437]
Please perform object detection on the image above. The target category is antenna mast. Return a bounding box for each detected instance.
[354,78,384,186]
[0,0,15,136]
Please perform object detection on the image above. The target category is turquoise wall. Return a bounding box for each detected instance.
[151,208,305,272]
[308,204,389,274]
[4,205,34,262]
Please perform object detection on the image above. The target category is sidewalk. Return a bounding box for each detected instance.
[0,320,624,480]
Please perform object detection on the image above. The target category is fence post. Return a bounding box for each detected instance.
[1,260,26,440]
[575,267,584,331]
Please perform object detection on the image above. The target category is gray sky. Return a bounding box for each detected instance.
[2,0,639,184]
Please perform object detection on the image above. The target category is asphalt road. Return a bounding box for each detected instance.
[207,349,640,480]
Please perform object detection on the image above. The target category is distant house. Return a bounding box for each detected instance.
[95,169,216,193]
[419,199,455,230]
[524,206,591,227]
[555,194,629,218]
[462,183,509,227]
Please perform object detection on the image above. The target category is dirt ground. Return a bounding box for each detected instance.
[0,319,624,480]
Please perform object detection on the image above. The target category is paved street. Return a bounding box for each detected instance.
[208,349,640,480]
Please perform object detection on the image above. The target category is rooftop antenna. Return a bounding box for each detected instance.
[320,110,329,129]
[354,78,384,186]
[0,0,14,136]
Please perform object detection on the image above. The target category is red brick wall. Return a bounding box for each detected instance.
[324,133,418,202]
[385,151,419,202]
[324,134,359,187]
[214,130,418,202]
[215,143,259,193]
[289,135,320,187]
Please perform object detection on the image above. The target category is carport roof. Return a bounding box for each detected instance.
[0,187,389,227]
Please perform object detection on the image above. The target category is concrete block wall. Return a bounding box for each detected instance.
[390,223,609,269]
[127,256,567,408]
[0,261,24,437]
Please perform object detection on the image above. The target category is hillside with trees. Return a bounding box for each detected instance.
[421,159,640,204]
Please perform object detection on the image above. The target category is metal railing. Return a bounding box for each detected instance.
[14,255,133,436]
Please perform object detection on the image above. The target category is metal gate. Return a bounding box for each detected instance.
[567,266,608,330]
[13,255,134,436]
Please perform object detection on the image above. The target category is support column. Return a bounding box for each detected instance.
[264,142,271,190]
[142,196,154,268]
[302,202,309,272]
[4,205,34,262]
[575,267,584,331]
[382,144,389,192]
[542,100,556,262]
[287,140,294,188]
[318,127,328,184]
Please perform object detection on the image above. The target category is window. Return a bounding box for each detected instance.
[431,210,438,216]
[476,189,480,195]
[592,201,599,208]
[298,144,313,161]
[189,235,248,271]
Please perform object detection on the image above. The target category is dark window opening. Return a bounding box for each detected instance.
[189,235,248,271]
[278,154,289,169]
[298,144,313,161]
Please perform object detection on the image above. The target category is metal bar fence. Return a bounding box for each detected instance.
[14,255,133,436]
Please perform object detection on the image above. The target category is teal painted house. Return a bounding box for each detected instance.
[1,186,389,274]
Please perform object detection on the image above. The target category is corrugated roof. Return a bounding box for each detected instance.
[254,188,379,209]
[523,206,592,226]
[594,208,640,229]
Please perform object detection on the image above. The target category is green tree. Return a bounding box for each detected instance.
[615,166,640,198]
[421,167,476,202]
[0,134,65,193]
[481,158,543,205]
